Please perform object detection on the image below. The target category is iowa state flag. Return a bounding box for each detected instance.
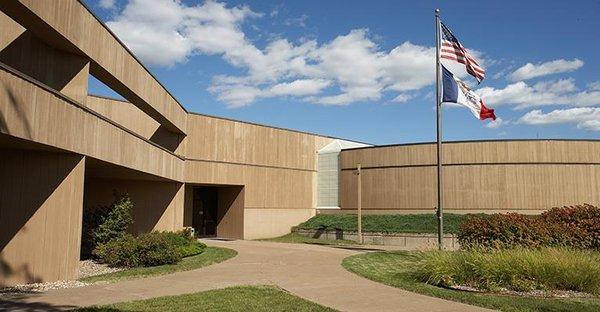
[442,65,496,121]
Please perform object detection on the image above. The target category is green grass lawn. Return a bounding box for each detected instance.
[259,233,358,246]
[77,285,336,312]
[342,251,600,312]
[297,213,472,234]
[80,246,236,283]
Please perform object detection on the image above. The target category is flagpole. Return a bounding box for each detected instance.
[435,8,444,251]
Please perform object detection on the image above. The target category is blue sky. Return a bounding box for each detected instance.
[86,0,600,144]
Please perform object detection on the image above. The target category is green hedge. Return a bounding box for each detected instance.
[157,230,206,258]
[458,204,600,250]
[296,213,471,234]
[94,230,206,268]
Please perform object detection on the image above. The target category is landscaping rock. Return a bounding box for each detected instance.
[0,280,88,297]
[78,259,125,279]
[0,260,125,297]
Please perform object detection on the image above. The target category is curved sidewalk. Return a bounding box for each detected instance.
[1,240,493,312]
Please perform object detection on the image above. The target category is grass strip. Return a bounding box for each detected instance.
[80,246,236,283]
[77,285,337,312]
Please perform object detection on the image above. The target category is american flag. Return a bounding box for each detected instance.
[440,22,485,83]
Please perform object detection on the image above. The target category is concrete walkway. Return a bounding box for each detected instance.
[1,239,493,312]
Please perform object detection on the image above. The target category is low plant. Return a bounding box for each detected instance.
[93,233,180,267]
[458,204,600,250]
[154,230,206,258]
[413,247,600,295]
[81,193,133,259]
[93,234,142,267]
[93,230,205,267]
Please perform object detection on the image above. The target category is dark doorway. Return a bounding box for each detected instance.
[192,187,219,237]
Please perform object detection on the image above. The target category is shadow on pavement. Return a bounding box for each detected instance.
[302,241,386,252]
[0,297,78,312]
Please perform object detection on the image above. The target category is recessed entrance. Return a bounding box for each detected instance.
[187,185,245,239]
[192,187,219,237]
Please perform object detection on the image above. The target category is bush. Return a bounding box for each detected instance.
[458,204,600,250]
[135,233,182,267]
[93,234,141,267]
[81,193,133,259]
[541,204,600,249]
[94,233,181,267]
[93,194,134,246]
[93,230,205,267]
[413,248,600,294]
[154,230,206,258]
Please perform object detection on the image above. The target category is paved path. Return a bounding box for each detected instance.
[1,240,493,312]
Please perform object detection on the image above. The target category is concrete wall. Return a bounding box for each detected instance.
[184,113,334,239]
[340,140,600,213]
[0,150,84,287]
[0,0,188,134]
[217,186,245,239]
[84,178,185,234]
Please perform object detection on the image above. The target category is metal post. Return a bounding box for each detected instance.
[357,163,363,244]
[435,9,444,251]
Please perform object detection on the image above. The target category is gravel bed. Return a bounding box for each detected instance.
[78,259,125,279]
[450,285,596,298]
[0,280,88,296]
[0,260,126,297]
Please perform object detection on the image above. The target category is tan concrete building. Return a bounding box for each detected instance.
[1,1,599,287]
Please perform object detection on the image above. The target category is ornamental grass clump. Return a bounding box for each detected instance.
[413,248,600,295]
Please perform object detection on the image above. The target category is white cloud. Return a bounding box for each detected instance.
[518,107,600,131]
[106,0,262,67]
[207,78,332,107]
[269,79,331,96]
[99,0,116,9]
[485,117,506,129]
[477,78,600,109]
[391,93,413,103]
[588,81,600,91]
[508,59,583,81]
[107,0,490,107]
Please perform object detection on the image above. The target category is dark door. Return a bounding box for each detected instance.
[192,187,218,237]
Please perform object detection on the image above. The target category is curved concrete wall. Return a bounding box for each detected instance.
[339,140,600,214]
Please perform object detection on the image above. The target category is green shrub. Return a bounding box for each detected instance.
[413,248,600,294]
[94,233,181,267]
[81,193,133,259]
[93,234,141,267]
[93,230,205,267]
[93,194,134,246]
[154,230,206,258]
[458,204,600,250]
[135,233,181,266]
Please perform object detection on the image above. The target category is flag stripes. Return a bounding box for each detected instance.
[440,22,485,83]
